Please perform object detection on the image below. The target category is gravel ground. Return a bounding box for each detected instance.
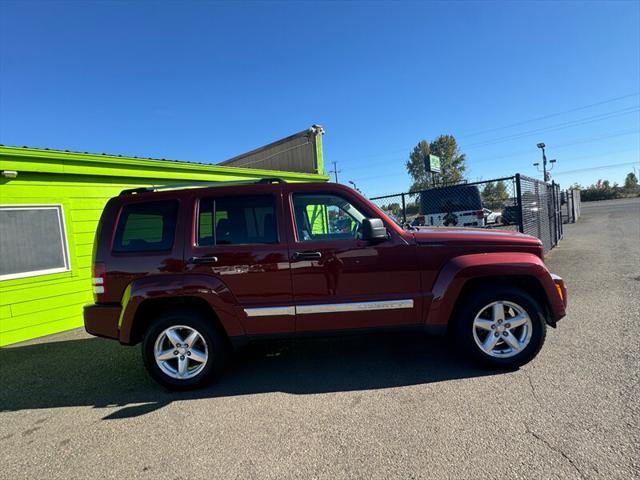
[1,197,638,480]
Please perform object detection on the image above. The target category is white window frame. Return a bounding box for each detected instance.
[0,204,72,281]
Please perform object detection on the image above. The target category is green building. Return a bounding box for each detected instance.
[0,127,327,346]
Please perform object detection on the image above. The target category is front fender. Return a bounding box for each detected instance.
[426,252,565,327]
[118,274,246,344]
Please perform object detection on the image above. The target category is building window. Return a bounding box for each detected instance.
[0,205,71,281]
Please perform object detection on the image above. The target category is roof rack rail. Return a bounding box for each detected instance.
[119,177,287,196]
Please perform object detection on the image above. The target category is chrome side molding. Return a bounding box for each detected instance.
[244,306,296,317]
[244,299,413,317]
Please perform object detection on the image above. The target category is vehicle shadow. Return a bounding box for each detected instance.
[0,332,502,419]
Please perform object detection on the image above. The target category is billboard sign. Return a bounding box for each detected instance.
[424,154,441,173]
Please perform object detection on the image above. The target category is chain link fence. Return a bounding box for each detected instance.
[517,175,562,251]
[370,177,519,232]
[370,174,579,252]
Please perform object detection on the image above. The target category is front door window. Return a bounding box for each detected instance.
[292,194,366,242]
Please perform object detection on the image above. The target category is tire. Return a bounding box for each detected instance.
[141,308,229,390]
[453,286,547,369]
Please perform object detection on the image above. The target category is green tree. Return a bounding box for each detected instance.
[481,180,510,209]
[429,134,467,185]
[495,180,509,202]
[381,202,401,216]
[406,140,431,192]
[580,179,621,201]
[624,172,639,190]
[405,134,466,192]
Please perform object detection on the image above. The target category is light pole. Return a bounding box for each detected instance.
[535,143,556,182]
[348,181,361,194]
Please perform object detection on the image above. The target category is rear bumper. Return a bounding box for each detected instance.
[84,303,121,340]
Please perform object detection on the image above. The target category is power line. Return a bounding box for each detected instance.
[340,128,640,173]
[352,146,640,183]
[467,129,640,165]
[334,93,640,167]
[365,160,640,195]
[551,161,640,176]
[462,106,639,149]
[458,92,640,139]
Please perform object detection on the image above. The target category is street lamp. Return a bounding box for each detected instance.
[348,180,361,194]
[535,143,555,182]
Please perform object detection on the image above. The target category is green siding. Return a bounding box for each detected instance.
[0,146,328,346]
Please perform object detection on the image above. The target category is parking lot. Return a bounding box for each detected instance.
[1,197,638,479]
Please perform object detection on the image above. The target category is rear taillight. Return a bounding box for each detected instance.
[93,262,106,299]
[476,210,485,219]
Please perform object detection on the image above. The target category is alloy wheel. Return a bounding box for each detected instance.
[472,301,533,358]
[153,325,209,379]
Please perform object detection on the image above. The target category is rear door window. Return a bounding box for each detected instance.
[113,201,178,252]
[197,195,277,246]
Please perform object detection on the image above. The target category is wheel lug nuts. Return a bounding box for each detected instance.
[173,350,178,355]
[187,351,191,356]
[503,332,509,336]
[180,355,185,360]
[505,323,511,328]
[494,332,499,337]
[491,325,496,329]
[498,319,503,324]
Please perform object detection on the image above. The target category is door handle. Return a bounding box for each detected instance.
[293,251,322,260]
[188,255,218,264]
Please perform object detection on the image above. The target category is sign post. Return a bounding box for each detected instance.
[424,154,441,187]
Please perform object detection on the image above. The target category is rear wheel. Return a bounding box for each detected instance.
[142,309,228,390]
[453,287,547,368]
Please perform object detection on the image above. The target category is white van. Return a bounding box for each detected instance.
[419,185,486,227]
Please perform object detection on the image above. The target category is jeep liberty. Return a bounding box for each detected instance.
[84,180,567,389]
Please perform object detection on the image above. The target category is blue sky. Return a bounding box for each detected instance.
[1,1,638,196]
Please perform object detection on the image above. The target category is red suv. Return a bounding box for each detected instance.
[84,180,567,389]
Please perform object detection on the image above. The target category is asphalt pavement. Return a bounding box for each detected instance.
[1,197,638,480]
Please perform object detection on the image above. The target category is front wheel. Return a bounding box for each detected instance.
[453,287,547,368]
[142,309,228,390]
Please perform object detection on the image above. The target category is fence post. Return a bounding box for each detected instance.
[401,193,407,225]
[558,184,563,240]
[515,173,524,234]
[551,181,557,246]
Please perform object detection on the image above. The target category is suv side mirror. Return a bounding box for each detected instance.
[361,218,388,242]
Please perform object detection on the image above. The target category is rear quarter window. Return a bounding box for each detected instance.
[113,201,178,252]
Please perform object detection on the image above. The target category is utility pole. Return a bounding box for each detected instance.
[329,161,341,183]
[535,143,556,182]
